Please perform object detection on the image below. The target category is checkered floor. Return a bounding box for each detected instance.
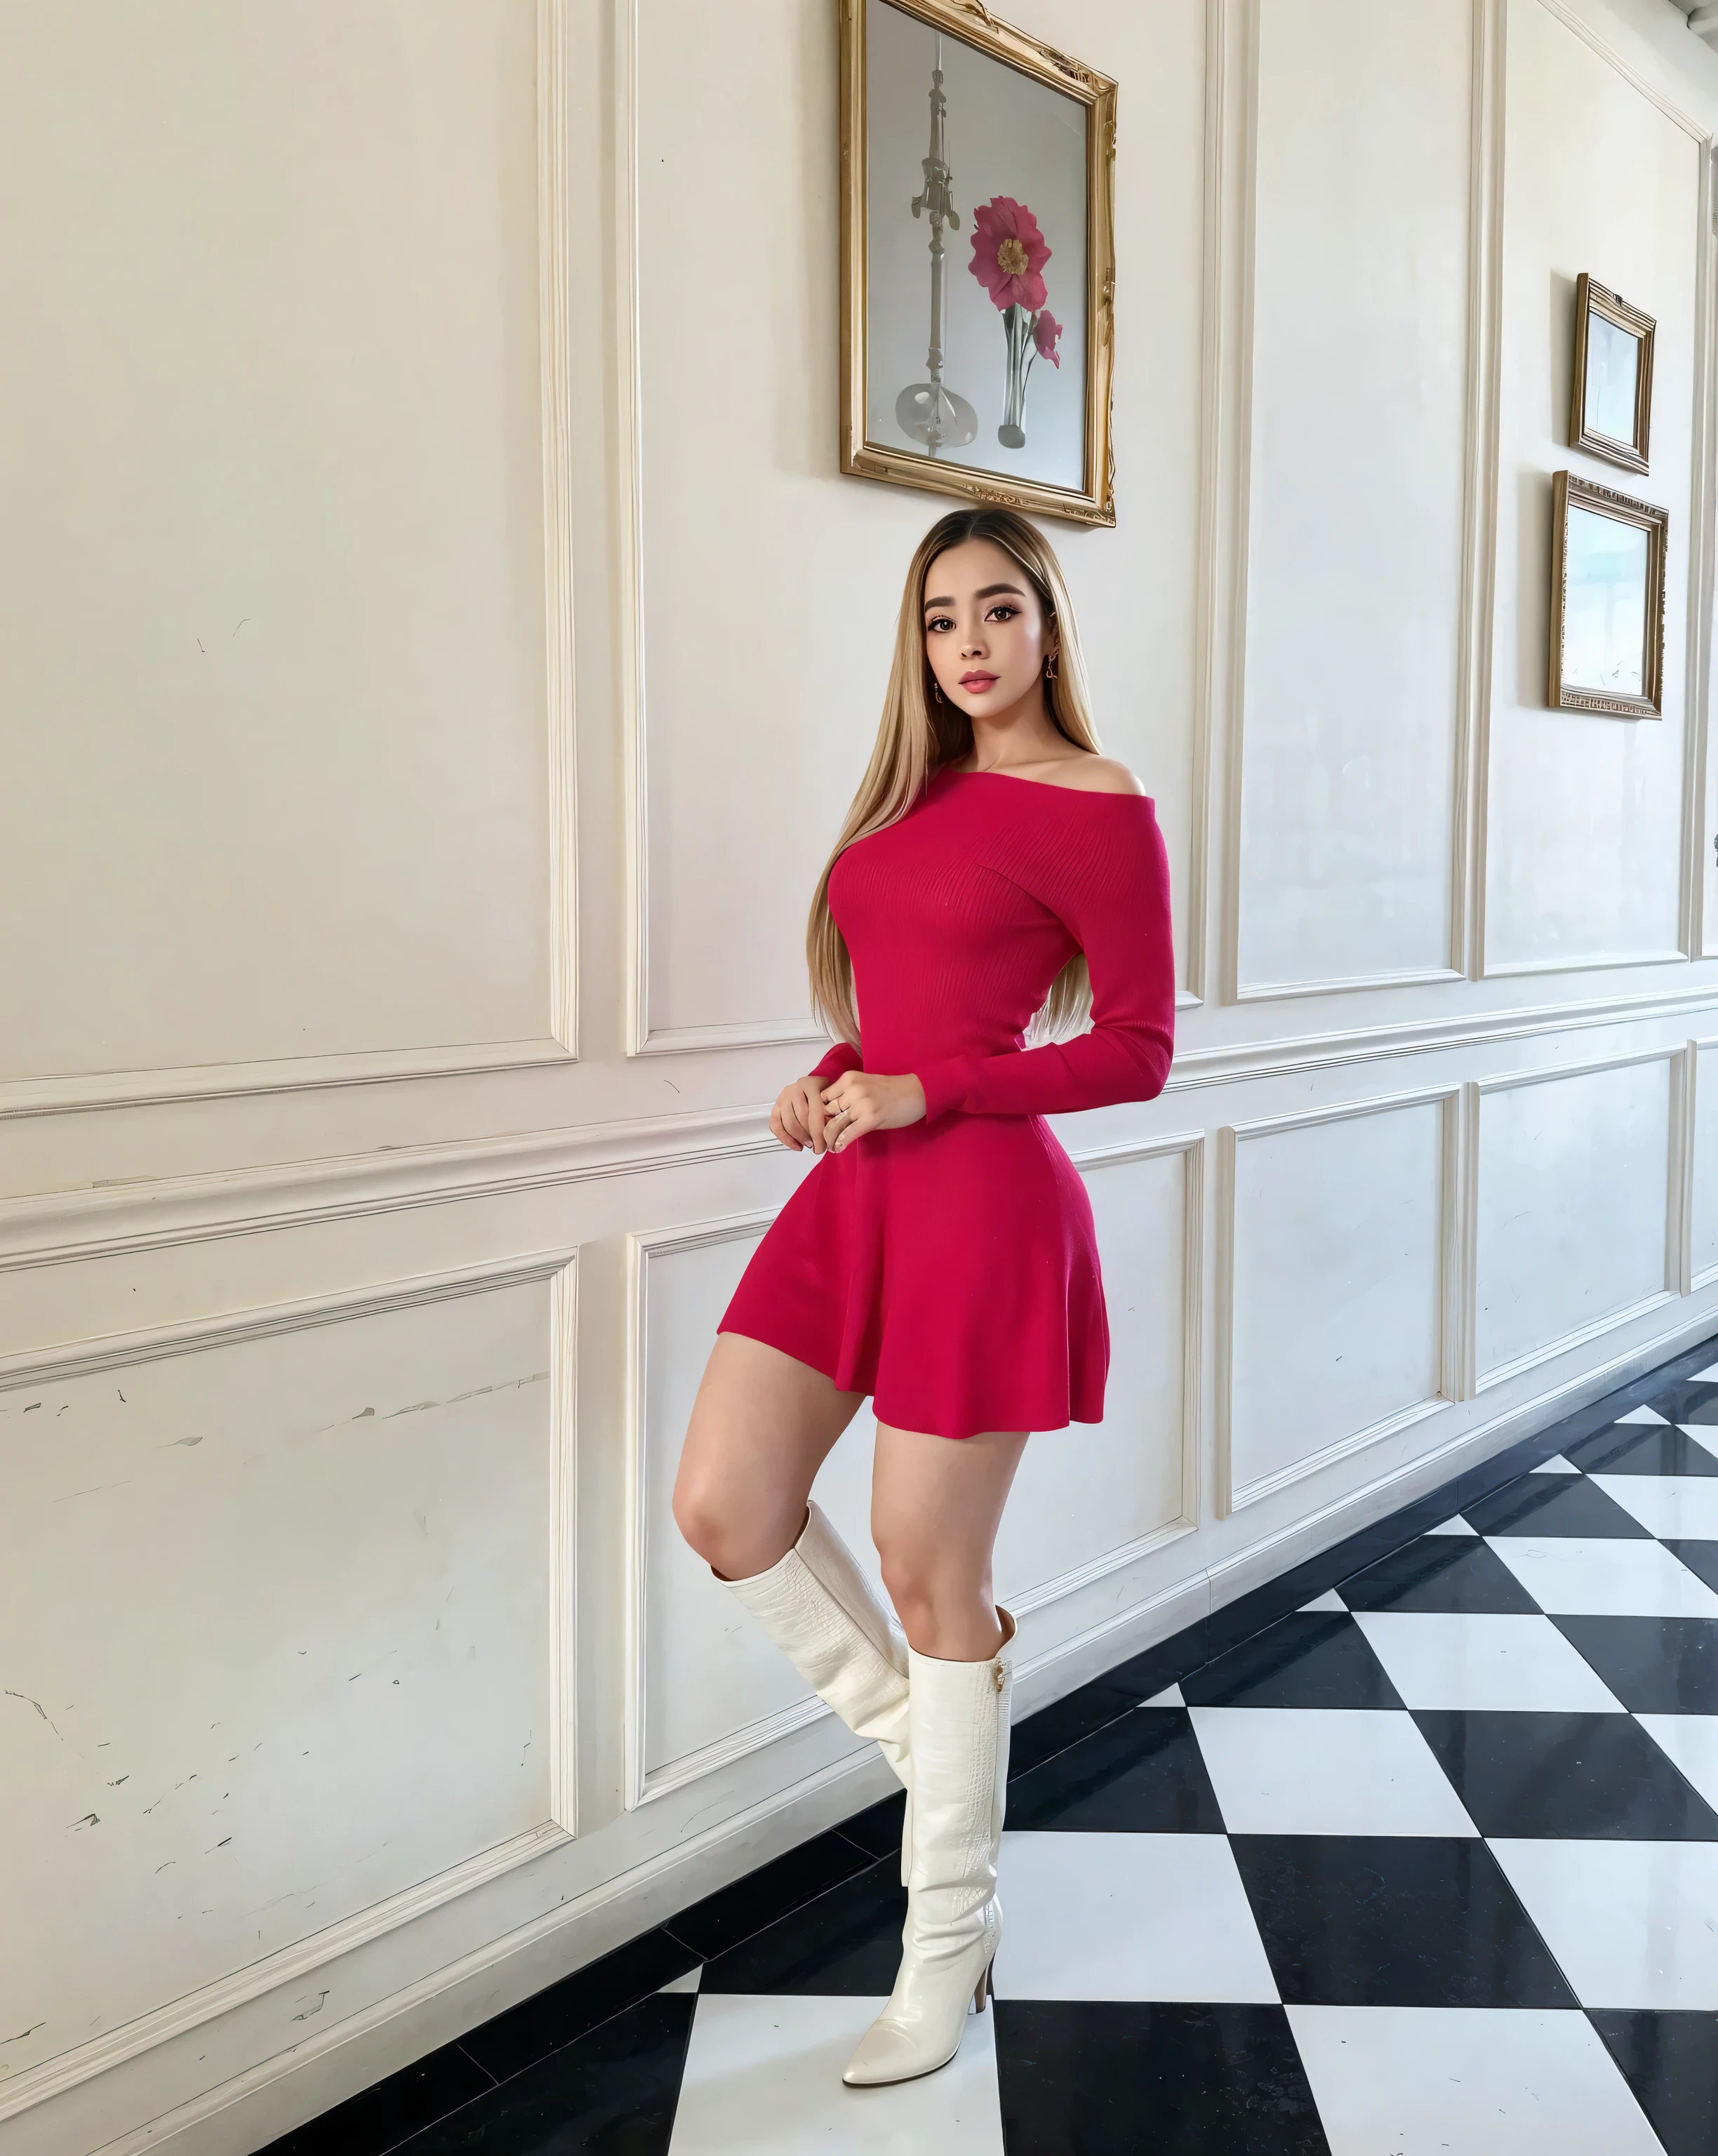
[267,1352,1718,2155]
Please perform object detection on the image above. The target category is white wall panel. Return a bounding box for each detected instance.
[1224,1094,1451,1509]
[0,1,551,1081]
[1691,1038,1718,1284]
[1236,0,1473,992]
[632,1220,886,1804]
[0,1285,552,2084]
[1484,0,1702,972]
[993,1145,1196,1602]
[1475,1052,1675,1381]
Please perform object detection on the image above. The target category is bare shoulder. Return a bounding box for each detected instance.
[1062,755,1147,797]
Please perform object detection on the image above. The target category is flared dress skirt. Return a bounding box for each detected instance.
[717,1107,1109,1441]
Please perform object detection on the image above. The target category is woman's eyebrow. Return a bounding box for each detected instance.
[921,582,1026,611]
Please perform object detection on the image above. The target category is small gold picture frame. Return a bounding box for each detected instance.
[1549,470,1667,719]
[839,0,1117,526]
[1569,274,1654,474]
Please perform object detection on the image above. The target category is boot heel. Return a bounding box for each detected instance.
[973,1957,994,2013]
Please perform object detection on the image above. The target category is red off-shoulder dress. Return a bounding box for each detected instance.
[716,764,1177,1439]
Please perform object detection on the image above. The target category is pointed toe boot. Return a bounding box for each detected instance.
[841,1607,1016,2089]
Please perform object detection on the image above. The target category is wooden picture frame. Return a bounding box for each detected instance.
[1569,273,1654,474]
[1549,470,1667,719]
[839,0,1117,526]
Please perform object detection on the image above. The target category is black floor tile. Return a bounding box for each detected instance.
[1666,1541,1718,1595]
[994,2000,1331,2156]
[1098,1615,1208,1702]
[1552,1615,1718,1713]
[392,1994,693,2156]
[698,1854,905,1994]
[1006,1675,1145,1779]
[1589,2008,1718,2156]
[257,2044,497,2156]
[1336,1533,1542,1614]
[460,1929,698,2087]
[1564,1423,1718,1477]
[1005,1706,1227,1833]
[1228,1835,1577,2009]
[1413,1709,1718,1838]
[1180,1613,1402,1710]
[1463,1474,1652,1538]
[835,1787,904,1861]
[1649,1380,1718,1426]
[660,1827,872,1959]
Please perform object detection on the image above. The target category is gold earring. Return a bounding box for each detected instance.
[1045,653,1058,681]
[932,679,945,703]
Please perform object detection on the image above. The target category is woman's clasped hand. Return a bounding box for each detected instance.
[771,1070,928,1154]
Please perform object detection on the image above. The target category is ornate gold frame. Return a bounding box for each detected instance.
[1549,470,1667,720]
[838,0,1117,526]
[1569,273,1655,475]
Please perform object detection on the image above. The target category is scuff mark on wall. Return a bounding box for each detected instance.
[5,1691,62,1739]
[291,1992,329,2022]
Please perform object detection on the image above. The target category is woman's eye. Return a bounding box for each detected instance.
[987,604,1019,623]
[926,616,952,634]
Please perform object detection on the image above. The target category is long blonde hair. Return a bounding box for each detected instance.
[807,506,1101,1058]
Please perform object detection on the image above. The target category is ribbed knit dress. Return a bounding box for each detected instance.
[716,763,1177,1439]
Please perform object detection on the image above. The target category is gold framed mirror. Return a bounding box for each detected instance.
[1569,274,1655,474]
[839,0,1117,526]
[1549,470,1667,719]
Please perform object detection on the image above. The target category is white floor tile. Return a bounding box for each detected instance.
[1680,1423,1718,1464]
[1688,1364,1718,1383]
[1349,1611,1625,1712]
[666,1992,1003,2154]
[1590,1472,1718,1539]
[1616,1404,1671,1425]
[1187,1708,1477,1836]
[1485,1533,1718,1616]
[1298,1589,1347,1612]
[1489,1838,1718,2008]
[1142,1682,1183,1706]
[1424,1515,1477,1535]
[991,1831,1277,2003]
[1637,1712,1718,1811]
[660,1966,702,1995]
[1286,2005,1663,2156]
[1531,1454,1581,1474]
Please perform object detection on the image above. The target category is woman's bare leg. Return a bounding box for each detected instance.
[672,1332,870,1581]
[871,1422,1030,1659]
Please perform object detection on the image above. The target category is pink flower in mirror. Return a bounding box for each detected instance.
[968,197,1051,314]
[1032,309,1063,368]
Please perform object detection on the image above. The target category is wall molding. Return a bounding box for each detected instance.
[1214,1083,1465,1515]
[622,1130,1205,1810]
[1220,0,1503,1005]
[1459,0,1508,980]
[0,3,583,1122]
[0,1249,580,2124]
[1690,1036,1718,1289]
[11,981,1718,1277]
[540,0,579,1056]
[1471,1040,1689,1390]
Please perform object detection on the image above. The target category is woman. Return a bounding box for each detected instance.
[672,505,1176,2088]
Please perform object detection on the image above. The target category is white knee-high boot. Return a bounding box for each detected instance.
[841,1606,1016,2088]
[712,1499,914,1882]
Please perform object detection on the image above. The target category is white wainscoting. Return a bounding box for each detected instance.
[1472,1047,1684,1386]
[1216,1088,1460,1513]
[0,1253,578,2127]
[1233,0,1478,999]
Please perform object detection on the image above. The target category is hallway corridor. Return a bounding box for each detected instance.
[262,1332,1718,2155]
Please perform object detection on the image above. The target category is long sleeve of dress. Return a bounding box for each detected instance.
[806,1039,863,1086]
[911,794,1176,1124]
